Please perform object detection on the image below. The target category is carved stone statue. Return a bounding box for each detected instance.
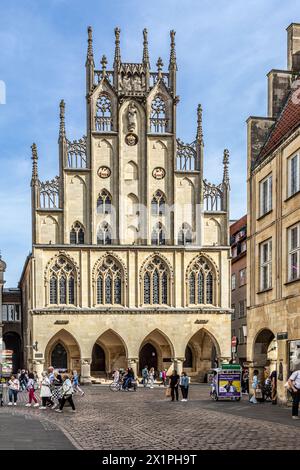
[121,75,131,93]
[132,75,142,92]
[127,101,137,132]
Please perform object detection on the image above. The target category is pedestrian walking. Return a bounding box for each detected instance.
[25,372,40,407]
[50,371,63,409]
[288,368,300,419]
[169,370,180,402]
[7,374,20,406]
[180,371,190,402]
[249,369,259,404]
[112,368,120,383]
[56,374,75,413]
[142,365,149,388]
[149,367,155,388]
[39,372,53,409]
[72,370,84,396]
[19,369,28,391]
[0,377,5,406]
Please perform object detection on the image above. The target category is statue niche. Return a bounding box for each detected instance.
[127,102,137,132]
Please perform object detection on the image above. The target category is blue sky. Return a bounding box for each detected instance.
[0,0,299,285]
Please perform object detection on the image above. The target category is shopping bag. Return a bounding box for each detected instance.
[165,387,171,397]
[255,388,262,399]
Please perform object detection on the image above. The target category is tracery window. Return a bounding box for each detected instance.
[96,257,123,305]
[150,96,168,133]
[188,257,215,305]
[49,257,76,305]
[97,190,112,214]
[178,223,193,245]
[97,222,112,245]
[70,222,85,244]
[95,94,113,132]
[151,190,166,216]
[143,257,169,305]
[151,222,166,246]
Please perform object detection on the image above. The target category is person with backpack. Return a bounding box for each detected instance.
[141,365,149,388]
[25,372,40,407]
[288,368,300,419]
[56,374,75,413]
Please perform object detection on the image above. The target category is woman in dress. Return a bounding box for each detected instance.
[51,371,63,409]
[149,368,155,389]
[39,372,53,409]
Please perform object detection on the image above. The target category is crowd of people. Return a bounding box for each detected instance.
[112,365,190,402]
[0,367,84,413]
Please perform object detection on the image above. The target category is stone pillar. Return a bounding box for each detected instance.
[128,357,138,378]
[32,360,45,380]
[81,358,92,384]
[172,357,184,375]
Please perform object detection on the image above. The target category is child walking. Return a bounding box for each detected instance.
[26,372,40,407]
[72,370,84,396]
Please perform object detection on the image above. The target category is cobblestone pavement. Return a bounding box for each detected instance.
[1,384,300,450]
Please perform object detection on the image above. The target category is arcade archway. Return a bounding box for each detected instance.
[91,330,127,377]
[183,329,220,381]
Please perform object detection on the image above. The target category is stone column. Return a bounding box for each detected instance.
[172,357,185,375]
[81,358,92,384]
[32,360,45,380]
[128,357,138,378]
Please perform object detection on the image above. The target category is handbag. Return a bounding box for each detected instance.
[165,387,171,397]
[255,388,262,399]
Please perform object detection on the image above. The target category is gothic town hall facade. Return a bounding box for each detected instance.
[20,27,232,382]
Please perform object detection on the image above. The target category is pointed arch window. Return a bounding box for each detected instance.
[97,222,112,245]
[150,96,168,133]
[48,257,76,305]
[143,256,170,305]
[151,222,166,246]
[151,190,166,216]
[96,256,123,305]
[178,223,193,245]
[188,257,215,305]
[70,222,85,245]
[97,190,112,214]
[95,94,113,132]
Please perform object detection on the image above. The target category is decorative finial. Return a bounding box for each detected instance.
[59,99,66,139]
[223,149,230,185]
[157,57,163,78]
[101,55,107,76]
[31,142,38,183]
[196,104,203,144]
[86,26,94,65]
[169,30,177,71]
[142,28,150,67]
[114,27,121,66]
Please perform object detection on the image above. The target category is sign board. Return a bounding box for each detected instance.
[277,332,288,340]
[218,372,241,398]
[1,349,13,377]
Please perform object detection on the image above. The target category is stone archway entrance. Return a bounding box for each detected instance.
[51,343,68,370]
[91,344,106,374]
[139,329,174,374]
[253,329,276,374]
[91,330,127,378]
[139,343,158,372]
[183,329,220,382]
[45,329,81,372]
[3,332,21,373]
